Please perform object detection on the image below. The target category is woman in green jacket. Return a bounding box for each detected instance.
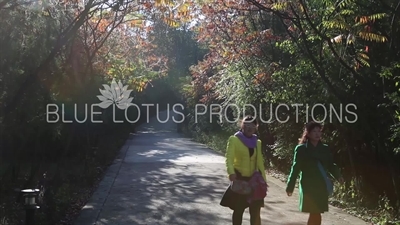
[286,121,344,225]
[220,115,267,225]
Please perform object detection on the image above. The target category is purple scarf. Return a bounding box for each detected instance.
[234,131,257,148]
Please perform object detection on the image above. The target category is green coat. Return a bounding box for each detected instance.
[286,141,342,213]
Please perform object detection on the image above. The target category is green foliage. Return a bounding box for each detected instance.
[0,1,197,224]
[179,0,400,223]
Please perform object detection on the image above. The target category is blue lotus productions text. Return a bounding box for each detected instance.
[46,103,357,124]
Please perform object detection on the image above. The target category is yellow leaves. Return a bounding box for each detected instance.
[177,2,190,16]
[167,0,175,7]
[323,12,387,46]
[368,13,387,21]
[153,0,193,28]
[356,16,369,24]
[42,10,50,16]
[271,2,288,11]
[222,50,230,58]
[177,10,189,17]
[338,0,355,8]
[355,58,369,70]
[129,19,144,27]
[339,9,354,16]
[176,2,194,22]
[355,13,387,24]
[358,31,387,43]
[352,51,371,71]
[298,2,304,13]
[196,26,204,33]
[163,17,180,27]
[137,81,147,92]
[322,20,349,30]
[130,80,148,92]
[358,52,369,61]
[154,0,163,7]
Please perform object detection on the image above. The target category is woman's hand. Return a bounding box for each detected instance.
[229,174,237,181]
[286,192,292,197]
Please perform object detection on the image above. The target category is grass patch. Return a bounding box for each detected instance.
[181,125,231,154]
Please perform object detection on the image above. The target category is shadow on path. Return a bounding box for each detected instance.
[73,111,370,225]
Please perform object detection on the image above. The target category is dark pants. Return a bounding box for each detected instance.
[232,202,261,225]
[307,213,321,225]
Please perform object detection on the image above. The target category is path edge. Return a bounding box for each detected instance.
[72,134,134,225]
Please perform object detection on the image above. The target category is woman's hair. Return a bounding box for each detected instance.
[239,115,258,131]
[298,121,323,144]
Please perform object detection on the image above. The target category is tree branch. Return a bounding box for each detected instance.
[3,0,96,121]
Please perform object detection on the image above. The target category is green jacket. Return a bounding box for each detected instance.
[286,141,342,213]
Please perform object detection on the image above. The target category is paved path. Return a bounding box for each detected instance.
[73,111,370,225]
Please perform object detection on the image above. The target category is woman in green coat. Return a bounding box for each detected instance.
[286,121,344,225]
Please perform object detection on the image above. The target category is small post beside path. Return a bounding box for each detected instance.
[21,189,40,225]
